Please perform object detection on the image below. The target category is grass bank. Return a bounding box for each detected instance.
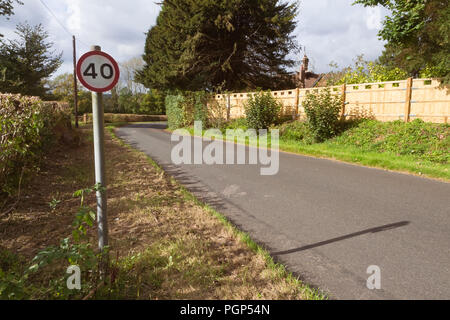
[180,119,449,181]
[0,124,323,300]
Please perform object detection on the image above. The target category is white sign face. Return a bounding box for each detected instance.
[77,51,120,92]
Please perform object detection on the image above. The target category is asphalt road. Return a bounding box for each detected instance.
[116,122,450,300]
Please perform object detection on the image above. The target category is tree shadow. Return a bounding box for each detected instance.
[272,221,410,256]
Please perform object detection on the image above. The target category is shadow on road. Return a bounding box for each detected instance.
[120,122,168,130]
[272,221,410,256]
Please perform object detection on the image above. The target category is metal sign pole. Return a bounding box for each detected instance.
[90,45,108,251]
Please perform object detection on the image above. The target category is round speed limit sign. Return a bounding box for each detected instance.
[76,50,120,92]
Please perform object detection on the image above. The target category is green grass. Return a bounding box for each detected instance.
[280,140,449,180]
[178,119,450,181]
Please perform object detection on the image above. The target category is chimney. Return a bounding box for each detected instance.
[302,55,309,72]
[298,54,309,88]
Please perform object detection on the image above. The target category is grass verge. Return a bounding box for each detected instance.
[107,124,325,300]
[0,123,324,300]
[179,120,449,182]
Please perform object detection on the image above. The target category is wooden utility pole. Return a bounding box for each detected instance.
[404,77,413,123]
[73,35,79,128]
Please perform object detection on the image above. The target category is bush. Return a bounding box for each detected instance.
[0,94,72,197]
[278,121,314,144]
[244,91,282,131]
[1,185,107,300]
[303,89,342,142]
[225,118,248,131]
[207,98,228,130]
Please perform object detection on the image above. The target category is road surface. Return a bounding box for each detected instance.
[116,123,450,300]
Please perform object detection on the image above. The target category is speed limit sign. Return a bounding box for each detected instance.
[76,50,120,92]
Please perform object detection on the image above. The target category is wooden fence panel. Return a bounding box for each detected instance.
[214,78,450,123]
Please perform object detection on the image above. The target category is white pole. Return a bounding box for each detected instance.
[90,45,108,251]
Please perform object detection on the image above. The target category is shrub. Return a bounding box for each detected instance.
[244,91,282,131]
[1,185,107,300]
[225,118,248,131]
[0,94,72,197]
[278,121,314,144]
[207,97,228,130]
[303,89,342,142]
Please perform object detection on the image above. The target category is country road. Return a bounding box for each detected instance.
[116,122,450,300]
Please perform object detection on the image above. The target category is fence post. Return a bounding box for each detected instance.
[226,94,231,121]
[404,77,413,123]
[295,87,300,120]
[340,84,346,120]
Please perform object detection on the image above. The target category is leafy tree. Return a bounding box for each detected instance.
[354,0,450,83]
[119,57,146,94]
[137,0,299,91]
[140,89,166,115]
[0,23,62,96]
[48,73,92,114]
[104,87,120,113]
[326,55,409,85]
[117,88,140,114]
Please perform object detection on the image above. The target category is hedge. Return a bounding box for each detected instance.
[165,91,210,130]
[0,94,71,197]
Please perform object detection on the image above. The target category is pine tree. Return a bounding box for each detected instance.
[0,23,62,96]
[137,0,299,91]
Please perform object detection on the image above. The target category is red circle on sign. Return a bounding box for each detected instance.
[76,50,120,92]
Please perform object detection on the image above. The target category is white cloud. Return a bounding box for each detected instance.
[295,0,389,73]
[0,0,160,77]
[0,0,390,79]
[366,7,383,30]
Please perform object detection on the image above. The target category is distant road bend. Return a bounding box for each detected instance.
[116,122,450,300]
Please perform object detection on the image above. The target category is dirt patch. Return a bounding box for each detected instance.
[0,127,318,300]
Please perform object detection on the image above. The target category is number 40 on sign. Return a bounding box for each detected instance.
[76,50,120,93]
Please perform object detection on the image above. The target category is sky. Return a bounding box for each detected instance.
[0,0,390,79]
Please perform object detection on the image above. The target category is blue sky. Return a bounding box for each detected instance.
[0,0,389,78]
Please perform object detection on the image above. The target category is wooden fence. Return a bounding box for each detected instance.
[214,78,450,123]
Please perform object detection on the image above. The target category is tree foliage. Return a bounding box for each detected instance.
[354,0,450,83]
[0,0,23,38]
[326,55,409,85]
[0,0,22,22]
[137,0,299,92]
[49,73,92,114]
[0,23,62,96]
